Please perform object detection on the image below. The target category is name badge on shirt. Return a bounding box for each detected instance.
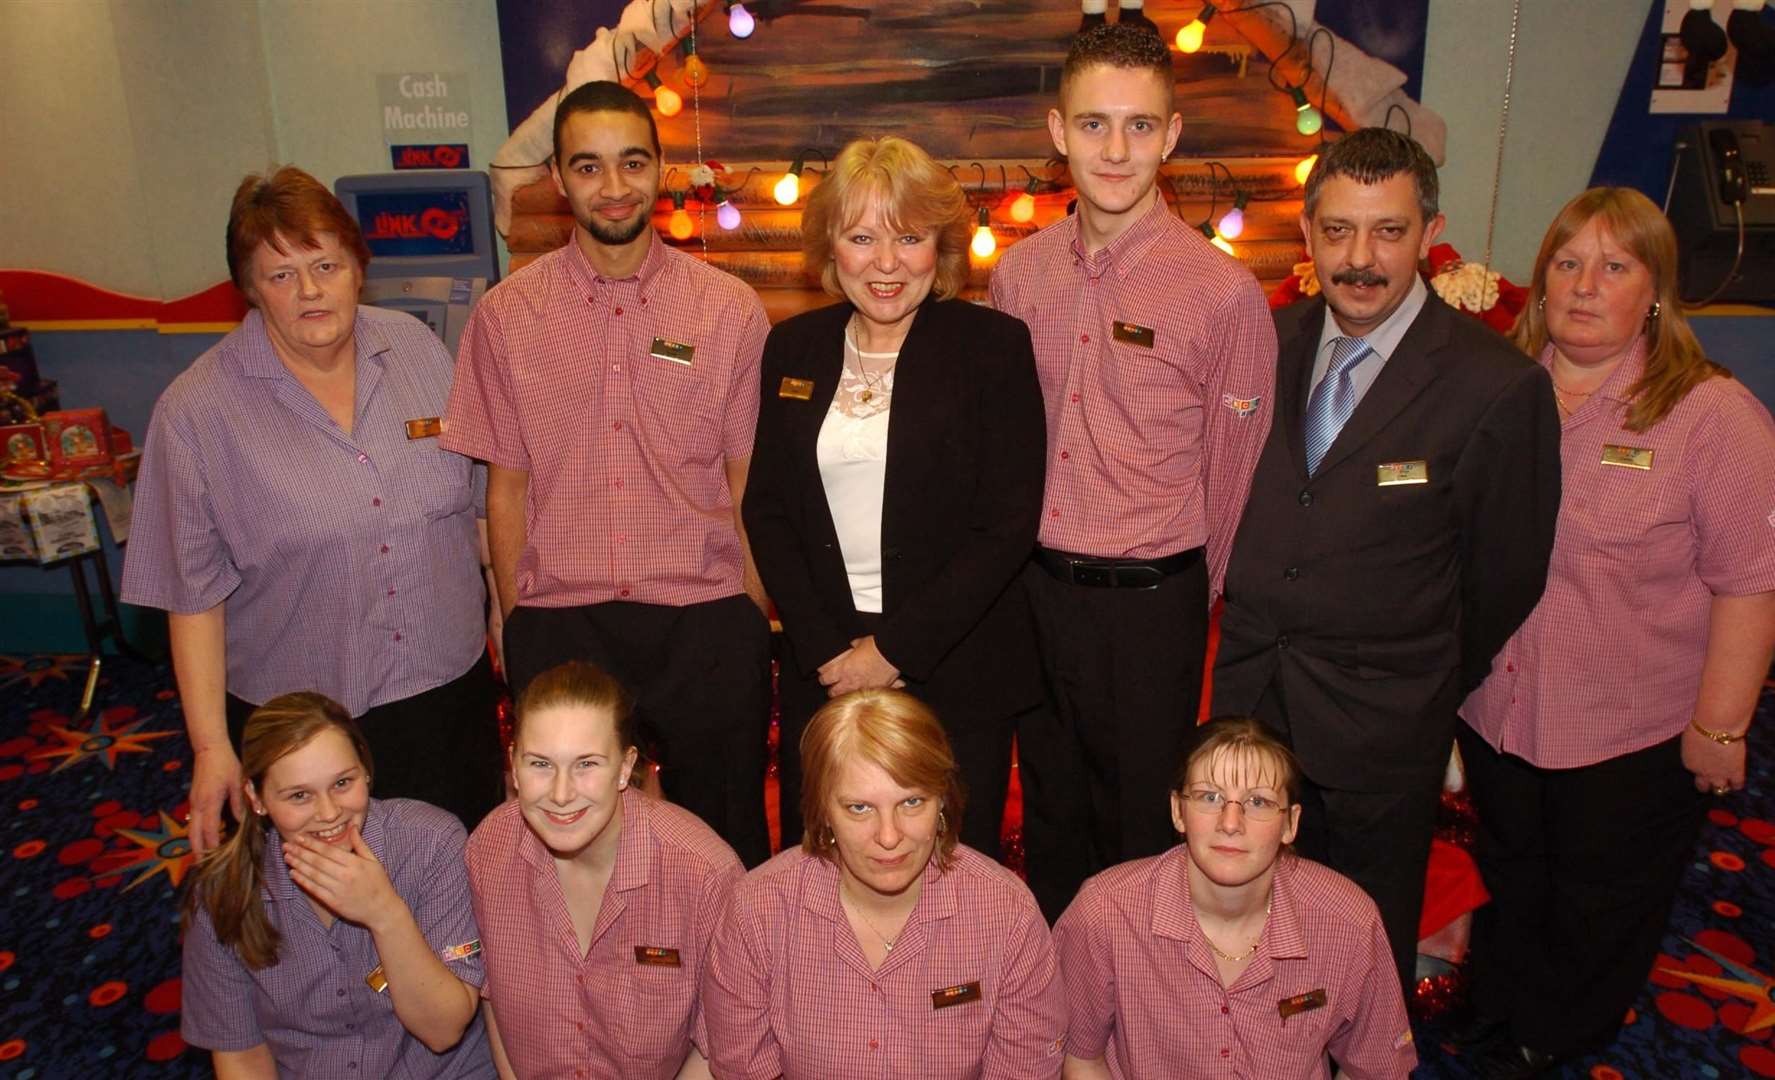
[931,981,983,1009]
[1376,460,1429,486]
[778,376,816,400]
[404,416,443,440]
[366,965,388,994]
[634,945,682,967]
[1277,987,1327,1021]
[1111,321,1155,348]
[650,337,696,366]
[441,939,481,963]
[1600,444,1653,470]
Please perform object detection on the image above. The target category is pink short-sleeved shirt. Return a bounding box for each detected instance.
[1053,848,1416,1080]
[1462,339,1775,768]
[703,846,1067,1080]
[988,194,1277,597]
[442,234,768,608]
[464,788,742,1080]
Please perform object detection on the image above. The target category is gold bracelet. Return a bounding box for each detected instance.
[1690,718,1749,745]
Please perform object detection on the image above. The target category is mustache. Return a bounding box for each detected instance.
[1331,267,1388,287]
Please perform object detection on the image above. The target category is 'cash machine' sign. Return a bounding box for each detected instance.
[379,73,472,169]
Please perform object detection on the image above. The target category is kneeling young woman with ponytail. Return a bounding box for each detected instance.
[181,693,494,1079]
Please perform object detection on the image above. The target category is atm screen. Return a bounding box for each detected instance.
[356,190,476,258]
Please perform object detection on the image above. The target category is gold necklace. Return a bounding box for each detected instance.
[841,885,903,953]
[1202,896,1272,963]
[845,319,898,404]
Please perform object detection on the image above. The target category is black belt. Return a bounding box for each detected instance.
[1033,545,1203,589]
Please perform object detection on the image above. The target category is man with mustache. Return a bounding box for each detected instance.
[1213,127,1561,993]
[443,81,773,865]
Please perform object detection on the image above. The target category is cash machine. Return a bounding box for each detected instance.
[333,170,499,354]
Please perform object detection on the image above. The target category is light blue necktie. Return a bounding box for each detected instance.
[1302,336,1371,476]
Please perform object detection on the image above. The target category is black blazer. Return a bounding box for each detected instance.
[742,297,1046,710]
[1213,292,1561,787]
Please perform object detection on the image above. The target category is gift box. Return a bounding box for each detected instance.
[108,426,133,456]
[41,409,112,474]
[0,422,50,482]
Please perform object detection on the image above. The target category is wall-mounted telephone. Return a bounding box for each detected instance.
[1668,120,1775,304]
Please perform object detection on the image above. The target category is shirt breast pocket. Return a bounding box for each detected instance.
[401,439,474,520]
[922,981,993,1079]
[616,961,697,1069]
[1564,448,1683,578]
[633,358,722,464]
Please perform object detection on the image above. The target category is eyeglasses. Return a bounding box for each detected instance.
[1181,788,1288,822]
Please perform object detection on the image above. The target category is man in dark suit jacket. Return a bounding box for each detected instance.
[1213,129,1561,992]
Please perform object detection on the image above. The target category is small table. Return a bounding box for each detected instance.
[1,457,144,658]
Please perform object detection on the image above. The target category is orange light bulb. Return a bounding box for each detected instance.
[1010,192,1037,223]
[668,207,694,240]
[1295,154,1318,185]
[684,55,710,87]
[1176,19,1206,53]
[655,86,683,117]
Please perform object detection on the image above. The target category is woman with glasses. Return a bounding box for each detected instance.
[1052,717,1414,1080]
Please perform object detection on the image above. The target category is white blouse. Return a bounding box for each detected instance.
[816,333,897,613]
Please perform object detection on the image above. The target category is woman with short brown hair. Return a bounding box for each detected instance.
[703,688,1066,1079]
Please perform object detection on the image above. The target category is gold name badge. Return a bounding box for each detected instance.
[778,376,815,400]
[634,945,682,967]
[931,981,983,1009]
[1111,321,1155,348]
[365,965,388,993]
[404,417,442,440]
[649,337,696,366]
[1376,460,1429,486]
[1600,444,1653,470]
[1278,987,1328,1021]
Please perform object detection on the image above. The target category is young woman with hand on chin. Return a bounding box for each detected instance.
[180,693,491,1079]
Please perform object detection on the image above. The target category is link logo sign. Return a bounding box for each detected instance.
[379,72,473,169]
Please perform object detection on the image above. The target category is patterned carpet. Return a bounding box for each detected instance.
[0,652,1769,1078]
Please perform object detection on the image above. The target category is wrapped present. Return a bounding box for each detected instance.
[41,409,112,475]
[0,422,51,480]
[108,426,133,456]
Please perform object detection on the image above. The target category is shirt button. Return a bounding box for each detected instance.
[1506,662,1516,672]
[1080,334,1090,343]
[614,306,623,316]
[1297,490,1313,507]
[614,479,624,489]
[619,588,631,598]
[1221,1048,1230,1058]
[346,1022,355,1030]
[1048,509,1060,519]
[1276,635,1290,649]
[612,421,623,431]
[1220,1005,1229,1015]
[336,989,346,997]
[393,632,402,642]
[577,1021,585,1031]
[641,296,649,306]
[371,497,381,508]
[869,1039,880,1051]
[1284,567,1299,580]
[1070,393,1080,403]
[356,453,369,464]
[615,534,627,544]
[387,587,395,597]
[613,363,622,373]
[1059,450,1070,461]
[347,1064,357,1071]
[380,544,389,554]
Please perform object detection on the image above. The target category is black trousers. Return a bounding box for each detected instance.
[226,652,505,833]
[1020,556,1209,921]
[775,610,1017,862]
[503,595,773,867]
[1458,724,1705,1058]
[1252,682,1442,995]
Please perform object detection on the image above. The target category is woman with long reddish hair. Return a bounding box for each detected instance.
[1456,187,1775,1075]
[123,165,503,853]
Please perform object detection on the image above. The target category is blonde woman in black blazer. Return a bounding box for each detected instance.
[742,135,1046,861]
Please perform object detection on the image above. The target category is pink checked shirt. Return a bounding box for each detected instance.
[703,846,1067,1080]
[464,788,743,1080]
[988,194,1276,597]
[1462,340,1775,768]
[442,233,768,607]
[1053,848,1415,1080]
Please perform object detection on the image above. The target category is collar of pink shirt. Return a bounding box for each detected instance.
[1065,190,1178,282]
[514,784,656,897]
[798,848,961,938]
[1540,335,1650,410]
[1148,847,1311,977]
[562,228,670,298]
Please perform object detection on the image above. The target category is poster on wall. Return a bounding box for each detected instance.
[380,72,474,168]
[1650,0,1736,114]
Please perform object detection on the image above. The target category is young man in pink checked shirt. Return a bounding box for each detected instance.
[989,24,1277,921]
